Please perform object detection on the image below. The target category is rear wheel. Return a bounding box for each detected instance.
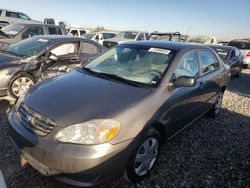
[125,128,161,182]
[208,91,224,118]
[8,73,35,99]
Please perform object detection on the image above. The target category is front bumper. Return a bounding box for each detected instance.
[8,108,134,186]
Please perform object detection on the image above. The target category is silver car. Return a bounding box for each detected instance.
[0,9,41,29]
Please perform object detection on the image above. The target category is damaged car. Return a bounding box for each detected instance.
[8,41,230,186]
[0,35,106,98]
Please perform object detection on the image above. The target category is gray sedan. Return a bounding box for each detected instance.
[8,41,230,186]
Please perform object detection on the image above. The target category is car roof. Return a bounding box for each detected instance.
[11,23,63,28]
[32,35,84,41]
[229,39,250,43]
[123,41,208,51]
[0,9,22,13]
[208,44,236,50]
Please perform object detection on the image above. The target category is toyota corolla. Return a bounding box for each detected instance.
[8,41,230,186]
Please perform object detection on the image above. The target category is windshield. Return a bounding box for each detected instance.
[3,37,55,57]
[1,24,25,36]
[84,45,176,85]
[211,47,230,60]
[117,32,138,39]
[82,33,96,39]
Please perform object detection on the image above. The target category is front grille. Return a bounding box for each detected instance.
[18,104,56,136]
[103,41,118,48]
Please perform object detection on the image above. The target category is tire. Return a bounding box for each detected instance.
[207,91,224,118]
[124,128,162,183]
[234,66,242,77]
[8,73,36,99]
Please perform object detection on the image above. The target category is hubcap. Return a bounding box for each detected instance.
[134,137,159,176]
[12,77,34,97]
[214,93,223,115]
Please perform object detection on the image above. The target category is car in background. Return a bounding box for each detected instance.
[0,23,66,49]
[217,41,228,46]
[8,41,230,186]
[188,36,217,44]
[67,27,87,37]
[0,9,41,29]
[82,31,117,45]
[0,35,106,98]
[149,32,182,42]
[209,45,244,77]
[103,31,149,48]
[228,39,250,68]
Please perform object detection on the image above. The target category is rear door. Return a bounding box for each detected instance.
[196,49,222,110]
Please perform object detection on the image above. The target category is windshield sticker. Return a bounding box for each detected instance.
[149,48,171,54]
[37,39,49,43]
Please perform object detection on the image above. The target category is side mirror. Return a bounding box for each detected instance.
[173,76,196,88]
[49,54,58,61]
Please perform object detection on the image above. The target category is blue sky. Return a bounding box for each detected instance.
[1,0,249,40]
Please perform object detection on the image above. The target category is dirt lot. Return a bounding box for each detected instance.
[0,70,250,188]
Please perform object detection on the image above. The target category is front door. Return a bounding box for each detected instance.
[44,41,81,78]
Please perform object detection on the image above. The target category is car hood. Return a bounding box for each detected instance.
[0,53,19,67]
[24,70,151,126]
[104,37,134,43]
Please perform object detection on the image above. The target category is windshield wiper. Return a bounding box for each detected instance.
[97,72,141,87]
[82,68,141,87]
[82,67,113,80]
[2,50,19,57]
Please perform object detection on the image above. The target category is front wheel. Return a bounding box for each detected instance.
[125,128,161,183]
[8,73,36,99]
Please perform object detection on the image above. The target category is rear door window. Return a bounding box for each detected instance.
[137,33,145,41]
[6,11,19,18]
[69,30,79,36]
[81,42,100,54]
[198,50,220,75]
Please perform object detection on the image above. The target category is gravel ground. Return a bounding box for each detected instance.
[0,70,250,188]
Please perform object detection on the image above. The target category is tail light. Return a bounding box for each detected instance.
[246,51,250,57]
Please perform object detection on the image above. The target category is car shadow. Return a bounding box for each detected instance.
[228,71,250,98]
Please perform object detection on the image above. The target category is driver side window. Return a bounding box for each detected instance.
[175,51,199,79]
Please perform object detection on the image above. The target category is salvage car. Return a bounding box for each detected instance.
[0,35,106,98]
[0,23,66,49]
[82,31,117,45]
[8,41,230,186]
[209,45,244,77]
[103,31,149,48]
[228,39,250,68]
[0,8,41,29]
[149,32,182,42]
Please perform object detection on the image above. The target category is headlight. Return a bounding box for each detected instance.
[55,119,121,145]
[0,69,9,76]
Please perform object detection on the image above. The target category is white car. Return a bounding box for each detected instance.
[82,31,117,45]
[188,36,217,44]
[228,39,250,68]
[0,9,41,28]
[102,31,149,48]
[67,28,87,37]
